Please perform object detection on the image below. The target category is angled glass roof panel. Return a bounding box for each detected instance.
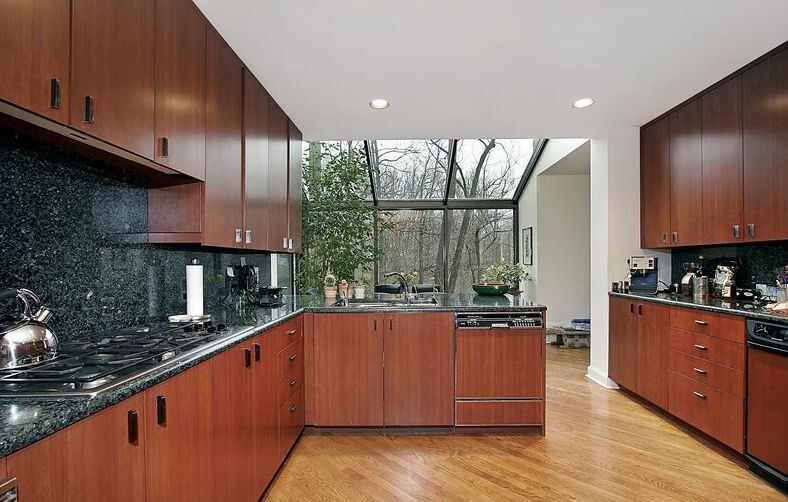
[303,140,370,202]
[368,139,451,200]
[451,139,535,199]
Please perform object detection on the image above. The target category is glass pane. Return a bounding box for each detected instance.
[445,209,514,293]
[451,139,534,199]
[303,140,370,201]
[376,210,444,291]
[368,139,450,199]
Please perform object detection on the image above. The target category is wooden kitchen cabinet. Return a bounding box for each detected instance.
[0,0,71,123]
[268,100,291,252]
[243,70,271,250]
[144,363,214,502]
[8,394,146,501]
[608,297,638,390]
[311,313,384,426]
[743,46,788,242]
[256,333,284,492]
[154,0,206,180]
[288,121,304,253]
[702,76,744,244]
[383,313,455,426]
[634,302,670,409]
[71,0,155,158]
[669,100,704,246]
[203,26,244,248]
[640,116,671,248]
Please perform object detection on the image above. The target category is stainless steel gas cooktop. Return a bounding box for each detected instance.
[0,321,243,398]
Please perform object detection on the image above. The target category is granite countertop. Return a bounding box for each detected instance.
[609,291,788,323]
[0,293,546,458]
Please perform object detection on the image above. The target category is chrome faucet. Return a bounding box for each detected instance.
[384,272,414,300]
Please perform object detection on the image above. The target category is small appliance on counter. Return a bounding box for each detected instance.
[680,262,699,296]
[707,257,742,299]
[253,287,284,307]
[627,256,659,294]
[0,287,59,370]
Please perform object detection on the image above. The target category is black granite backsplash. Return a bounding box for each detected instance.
[0,126,291,340]
[671,242,788,288]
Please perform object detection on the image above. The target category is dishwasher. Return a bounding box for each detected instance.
[746,318,787,493]
[0,478,17,502]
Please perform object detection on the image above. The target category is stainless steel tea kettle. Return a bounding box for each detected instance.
[0,287,59,370]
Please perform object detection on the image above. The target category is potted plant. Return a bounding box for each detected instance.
[482,263,532,295]
[324,274,337,299]
[353,279,367,299]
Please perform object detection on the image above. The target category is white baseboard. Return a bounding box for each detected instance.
[585,365,619,389]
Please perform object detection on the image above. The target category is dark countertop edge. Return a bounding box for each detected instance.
[608,291,788,323]
[0,302,546,458]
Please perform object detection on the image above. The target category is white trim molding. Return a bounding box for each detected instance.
[586,365,619,390]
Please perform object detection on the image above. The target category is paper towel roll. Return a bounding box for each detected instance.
[186,258,203,316]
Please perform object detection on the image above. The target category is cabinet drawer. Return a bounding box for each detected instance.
[455,400,543,426]
[279,387,304,456]
[669,328,745,371]
[668,372,744,453]
[272,317,303,352]
[669,307,745,343]
[277,339,304,378]
[669,349,744,397]
[278,364,303,405]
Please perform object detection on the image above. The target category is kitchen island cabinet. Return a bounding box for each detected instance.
[7,394,146,501]
[0,0,71,123]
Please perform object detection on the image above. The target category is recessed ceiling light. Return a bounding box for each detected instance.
[369,98,390,110]
[573,98,594,109]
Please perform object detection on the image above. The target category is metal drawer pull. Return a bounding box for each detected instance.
[286,329,297,335]
[693,344,708,350]
[693,391,706,399]
[692,367,707,375]
[128,410,139,444]
[235,228,242,243]
[245,230,252,244]
[289,379,297,387]
[289,354,297,361]
[50,78,61,109]
[733,225,740,238]
[747,223,755,237]
[84,95,95,123]
[661,233,668,243]
[289,404,297,412]
[156,395,167,425]
[672,231,678,243]
[694,320,708,326]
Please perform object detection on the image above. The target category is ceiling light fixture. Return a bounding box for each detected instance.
[369,98,390,110]
[573,97,594,109]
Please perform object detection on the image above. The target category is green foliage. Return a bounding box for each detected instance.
[296,142,379,291]
[481,263,532,288]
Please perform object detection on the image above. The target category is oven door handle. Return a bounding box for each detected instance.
[747,341,788,356]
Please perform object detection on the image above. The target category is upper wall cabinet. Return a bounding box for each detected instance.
[640,116,671,249]
[702,76,744,245]
[203,27,244,248]
[243,70,271,251]
[743,47,788,242]
[268,101,290,251]
[70,0,156,158]
[0,0,71,123]
[288,122,304,253]
[669,101,704,247]
[154,0,206,180]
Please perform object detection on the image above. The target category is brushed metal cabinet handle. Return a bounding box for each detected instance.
[288,238,294,250]
[661,233,668,243]
[672,231,678,243]
[50,78,61,109]
[732,224,740,239]
[289,354,297,361]
[289,379,297,387]
[692,367,707,375]
[693,391,706,399]
[283,237,288,249]
[245,230,252,244]
[693,344,708,350]
[235,228,242,243]
[694,320,708,326]
[289,404,297,412]
[747,223,755,237]
[286,329,297,335]
[84,95,94,123]
[161,137,169,158]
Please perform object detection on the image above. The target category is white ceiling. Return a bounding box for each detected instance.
[193,0,788,141]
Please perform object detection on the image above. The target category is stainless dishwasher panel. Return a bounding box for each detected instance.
[0,478,17,502]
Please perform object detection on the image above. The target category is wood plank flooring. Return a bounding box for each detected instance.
[266,346,783,501]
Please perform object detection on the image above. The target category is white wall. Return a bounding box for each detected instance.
[536,174,591,326]
[587,128,671,388]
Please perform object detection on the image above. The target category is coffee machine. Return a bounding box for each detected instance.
[628,256,659,294]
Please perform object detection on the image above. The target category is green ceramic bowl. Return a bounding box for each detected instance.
[472,283,510,296]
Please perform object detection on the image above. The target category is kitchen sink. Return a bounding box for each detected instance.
[334,297,440,308]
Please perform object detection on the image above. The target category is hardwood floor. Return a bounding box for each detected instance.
[267,346,782,501]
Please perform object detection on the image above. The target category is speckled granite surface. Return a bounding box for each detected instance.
[0,294,545,457]
[609,291,788,323]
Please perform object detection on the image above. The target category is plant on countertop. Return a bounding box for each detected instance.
[296,141,381,293]
[481,263,532,289]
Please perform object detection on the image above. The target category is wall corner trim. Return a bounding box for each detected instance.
[585,365,619,390]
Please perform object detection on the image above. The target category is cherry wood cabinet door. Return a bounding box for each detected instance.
[144,363,214,502]
[743,47,788,242]
[268,100,290,252]
[383,313,454,426]
[288,121,304,253]
[608,297,637,390]
[456,328,543,399]
[747,347,788,474]
[0,0,70,122]
[71,0,155,158]
[669,100,704,246]
[254,334,281,493]
[204,27,244,248]
[312,313,384,426]
[7,429,68,500]
[211,343,257,501]
[154,0,206,179]
[635,302,670,409]
[640,116,671,248]
[243,70,271,251]
[702,76,744,244]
